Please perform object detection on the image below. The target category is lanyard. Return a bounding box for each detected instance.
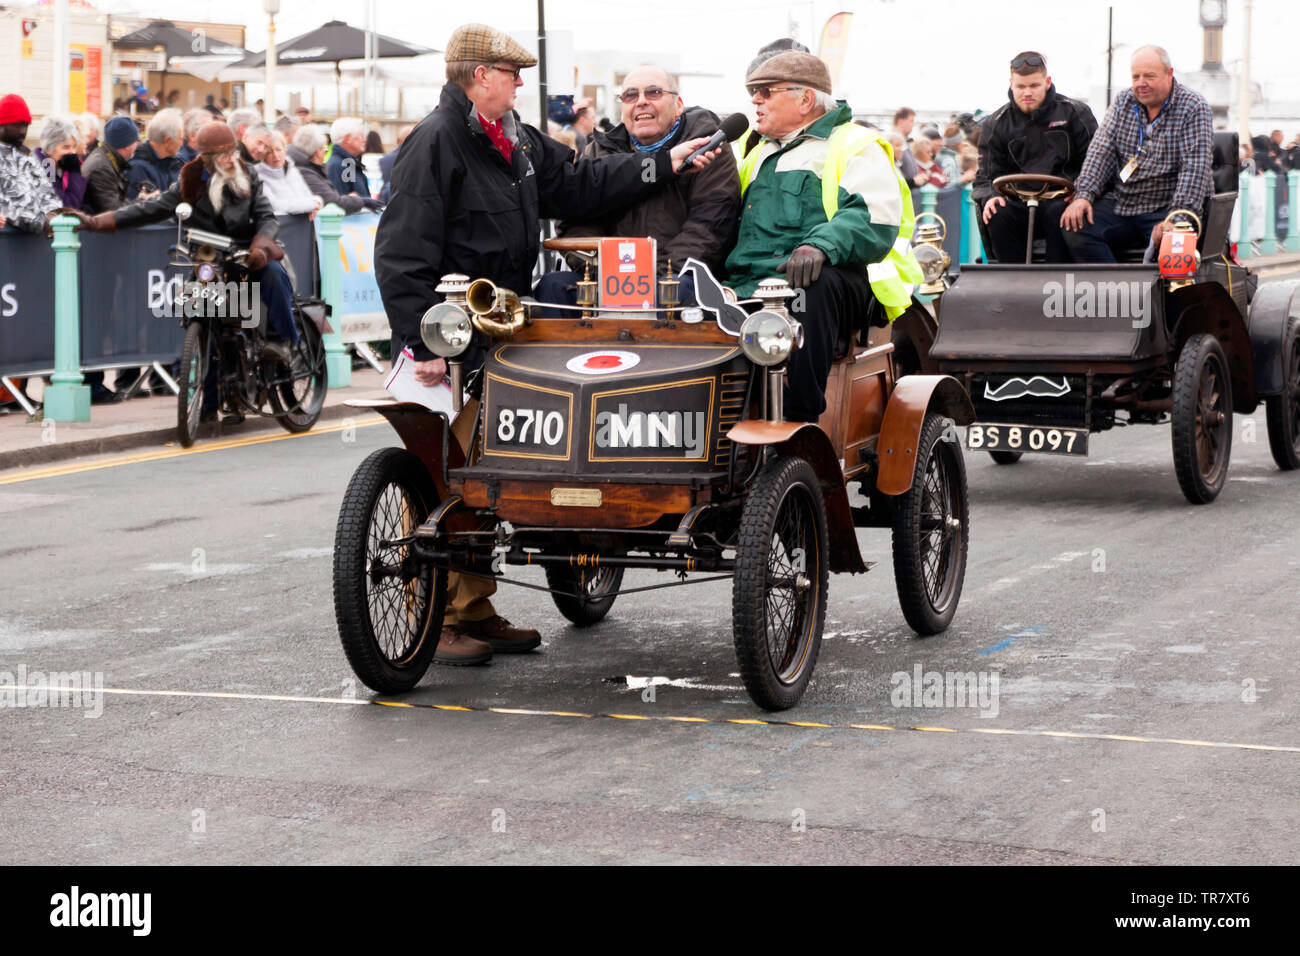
[1132,94,1172,153]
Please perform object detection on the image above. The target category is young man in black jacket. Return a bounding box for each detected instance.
[972,51,1097,263]
[374,22,719,665]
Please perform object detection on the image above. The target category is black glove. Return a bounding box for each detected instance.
[362,198,385,212]
[778,244,827,289]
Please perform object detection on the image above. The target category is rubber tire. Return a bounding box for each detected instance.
[1266,316,1300,471]
[988,450,1023,465]
[1172,333,1233,504]
[545,565,625,627]
[892,413,969,635]
[177,322,208,448]
[269,306,328,433]
[732,455,829,712]
[333,447,446,694]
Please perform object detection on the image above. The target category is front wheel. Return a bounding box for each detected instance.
[732,455,829,711]
[892,413,969,635]
[333,447,446,694]
[545,565,624,627]
[1266,316,1300,470]
[176,322,209,448]
[1172,333,1232,504]
[269,305,328,433]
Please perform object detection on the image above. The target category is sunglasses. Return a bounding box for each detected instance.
[746,85,805,100]
[619,86,677,104]
[487,65,523,81]
[1010,53,1045,69]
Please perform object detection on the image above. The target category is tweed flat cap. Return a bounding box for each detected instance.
[745,51,833,95]
[446,24,538,68]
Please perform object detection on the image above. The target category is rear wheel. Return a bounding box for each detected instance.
[176,322,209,448]
[269,305,327,433]
[333,448,445,694]
[545,565,624,627]
[1172,334,1232,504]
[892,413,969,634]
[1266,316,1300,470]
[732,456,829,711]
[988,450,1023,465]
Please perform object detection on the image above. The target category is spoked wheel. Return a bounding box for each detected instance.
[988,450,1022,465]
[268,307,328,433]
[1172,333,1233,504]
[333,448,446,693]
[732,456,829,711]
[545,564,625,627]
[176,322,209,448]
[1266,316,1300,471]
[892,413,969,634]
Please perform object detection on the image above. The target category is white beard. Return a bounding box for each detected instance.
[207,160,251,213]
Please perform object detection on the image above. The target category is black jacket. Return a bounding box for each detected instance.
[287,144,367,214]
[113,157,279,244]
[558,106,740,276]
[126,140,182,200]
[374,82,676,360]
[81,144,132,213]
[972,84,1098,208]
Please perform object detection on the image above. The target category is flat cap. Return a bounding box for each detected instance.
[446,23,538,68]
[745,50,832,95]
[196,121,237,154]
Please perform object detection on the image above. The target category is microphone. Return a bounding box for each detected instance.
[676,112,749,172]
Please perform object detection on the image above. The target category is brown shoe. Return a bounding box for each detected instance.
[459,615,541,653]
[433,625,493,666]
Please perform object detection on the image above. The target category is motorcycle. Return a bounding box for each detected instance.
[168,202,329,447]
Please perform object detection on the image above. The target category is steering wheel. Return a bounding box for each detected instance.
[992,173,1075,205]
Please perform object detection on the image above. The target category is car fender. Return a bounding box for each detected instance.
[875,375,975,497]
[726,420,867,574]
[1246,279,1300,397]
[345,398,471,497]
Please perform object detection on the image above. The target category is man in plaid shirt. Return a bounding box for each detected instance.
[1061,45,1212,261]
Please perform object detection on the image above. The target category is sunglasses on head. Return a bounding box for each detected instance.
[1010,53,1045,69]
[619,86,677,104]
[746,85,805,100]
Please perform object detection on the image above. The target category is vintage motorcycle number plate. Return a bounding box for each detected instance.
[967,423,1088,456]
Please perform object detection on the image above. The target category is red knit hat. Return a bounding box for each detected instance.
[0,94,32,126]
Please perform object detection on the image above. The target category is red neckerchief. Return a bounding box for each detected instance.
[478,113,514,162]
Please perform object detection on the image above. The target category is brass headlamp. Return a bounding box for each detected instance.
[912,212,951,295]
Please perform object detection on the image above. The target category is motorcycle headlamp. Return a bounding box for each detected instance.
[740,309,803,366]
[420,302,473,358]
[197,263,216,282]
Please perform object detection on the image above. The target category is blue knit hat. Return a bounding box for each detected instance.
[103,116,138,149]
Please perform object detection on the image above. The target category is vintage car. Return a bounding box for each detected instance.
[888,132,1300,504]
[331,244,974,711]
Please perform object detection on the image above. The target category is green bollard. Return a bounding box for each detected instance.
[1288,170,1300,253]
[1260,170,1278,254]
[43,216,90,422]
[919,183,938,217]
[961,184,985,264]
[1238,174,1252,255]
[316,203,352,388]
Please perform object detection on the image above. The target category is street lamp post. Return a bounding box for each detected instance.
[265,0,280,125]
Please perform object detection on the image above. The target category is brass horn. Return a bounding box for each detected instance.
[465,278,526,337]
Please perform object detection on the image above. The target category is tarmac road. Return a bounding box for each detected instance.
[1,378,1298,865]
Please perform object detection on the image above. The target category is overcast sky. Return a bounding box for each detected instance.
[98,0,1300,123]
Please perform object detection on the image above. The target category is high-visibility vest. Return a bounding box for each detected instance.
[737,123,923,321]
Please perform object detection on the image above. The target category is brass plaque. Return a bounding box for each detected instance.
[550,487,602,507]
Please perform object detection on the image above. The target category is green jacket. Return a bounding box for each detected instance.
[726,103,902,298]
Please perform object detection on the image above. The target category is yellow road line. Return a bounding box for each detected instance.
[6,685,1299,754]
[0,415,387,485]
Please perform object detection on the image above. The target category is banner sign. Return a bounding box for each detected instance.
[313,211,390,344]
[0,215,317,377]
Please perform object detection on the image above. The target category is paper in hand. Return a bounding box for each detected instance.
[384,347,455,416]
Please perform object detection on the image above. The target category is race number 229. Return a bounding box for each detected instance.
[497,408,564,446]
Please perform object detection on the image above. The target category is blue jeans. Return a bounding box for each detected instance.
[1063,198,1167,264]
[201,261,298,411]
